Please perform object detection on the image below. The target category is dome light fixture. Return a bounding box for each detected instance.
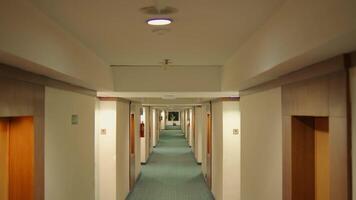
[146,18,173,26]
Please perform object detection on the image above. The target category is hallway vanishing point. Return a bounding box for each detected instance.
[127,129,214,200]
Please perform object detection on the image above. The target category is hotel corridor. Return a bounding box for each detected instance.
[127,129,214,200]
[1,0,355,199]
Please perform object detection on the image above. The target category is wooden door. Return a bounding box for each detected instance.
[129,114,135,190]
[0,119,9,200]
[0,117,34,200]
[291,116,329,200]
[314,118,329,200]
[206,114,212,189]
[292,116,315,200]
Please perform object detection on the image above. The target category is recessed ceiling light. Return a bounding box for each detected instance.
[146,18,172,26]
[162,94,176,100]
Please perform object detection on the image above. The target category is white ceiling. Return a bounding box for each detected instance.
[97,91,239,98]
[29,0,284,66]
[97,91,239,105]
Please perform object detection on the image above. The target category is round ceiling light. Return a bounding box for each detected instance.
[146,18,172,26]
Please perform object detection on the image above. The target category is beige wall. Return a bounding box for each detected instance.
[194,107,203,163]
[112,66,221,92]
[45,87,95,200]
[240,87,282,200]
[160,111,165,130]
[185,110,189,139]
[150,108,156,151]
[189,109,194,147]
[140,107,150,163]
[132,104,142,180]
[222,101,241,200]
[0,0,113,90]
[208,101,241,200]
[152,109,158,147]
[351,67,356,200]
[116,101,130,200]
[145,108,150,157]
[94,100,100,200]
[201,104,209,177]
[212,102,223,200]
[222,0,356,90]
[96,101,116,200]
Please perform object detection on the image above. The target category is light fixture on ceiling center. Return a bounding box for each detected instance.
[146,18,173,26]
[162,94,176,100]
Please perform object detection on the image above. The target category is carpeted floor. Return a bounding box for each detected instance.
[126,129,214,200]
[165,125,181,130]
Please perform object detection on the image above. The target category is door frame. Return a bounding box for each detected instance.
[129,105,136,191]
[206,104,213,189]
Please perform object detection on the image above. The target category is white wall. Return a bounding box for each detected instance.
[240,87,282,200]
[112,66,221,92]
[96,101,116,200]
[222,101,241,200]
[116,101,130,200]
[350,67,356,200]
[0,0,113,90]
[45,87,95,200]
[212,102,223,200]
[222,0,356,90]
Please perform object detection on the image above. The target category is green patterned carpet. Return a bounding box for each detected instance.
[126,130,214,200]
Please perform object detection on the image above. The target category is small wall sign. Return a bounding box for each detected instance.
[71,114,79,125]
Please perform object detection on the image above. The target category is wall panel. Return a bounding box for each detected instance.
[282,71,349,200]
[116,101,130,200]
[45,87,95,200]
[211,102,223,200]
[240,87,283,200]
[222,101,241,200]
